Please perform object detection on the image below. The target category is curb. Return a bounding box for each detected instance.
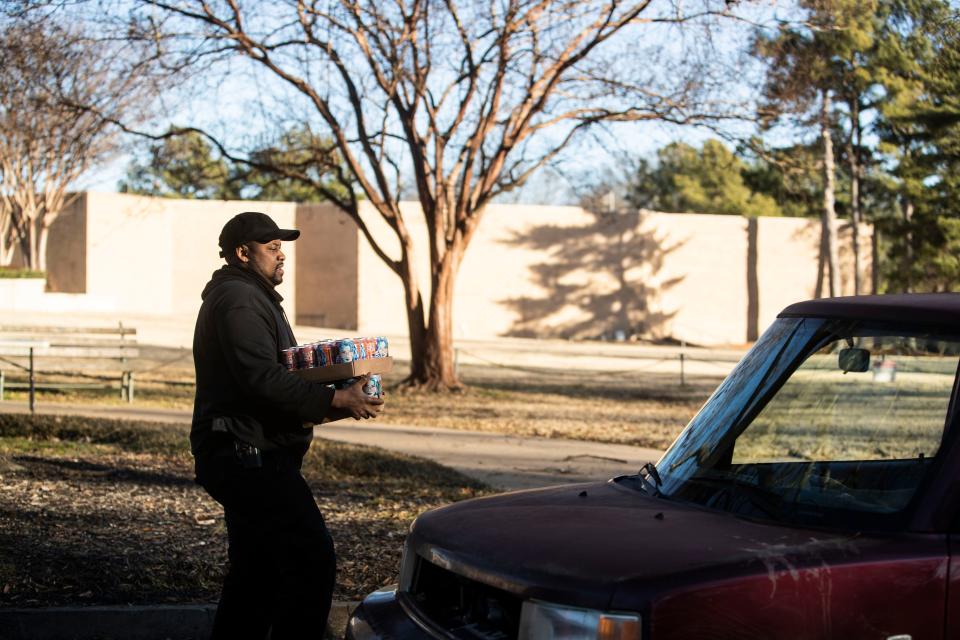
[0,601,358,640]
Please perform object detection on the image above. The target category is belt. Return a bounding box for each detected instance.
[199,432,301,471]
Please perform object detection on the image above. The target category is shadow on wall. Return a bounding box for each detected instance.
[499,209,685,341]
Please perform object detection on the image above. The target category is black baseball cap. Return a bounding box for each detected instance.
[218,211,300,258]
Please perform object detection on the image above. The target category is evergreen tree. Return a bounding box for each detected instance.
[119,130,238,199]
[752,0,880,297]
[626,140,783,218]
[875,1,959,291]
[120,126,349,203]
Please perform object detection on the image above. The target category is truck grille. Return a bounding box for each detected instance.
[405,556,522,640]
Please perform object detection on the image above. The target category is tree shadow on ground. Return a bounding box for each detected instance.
[11,454,195,487]
[499,209,685,341]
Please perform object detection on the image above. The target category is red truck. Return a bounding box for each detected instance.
[347,294,960,639]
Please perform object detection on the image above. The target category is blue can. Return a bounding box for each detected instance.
[354,337,368,360]
[376,336,389,358]
[335,338,359,364]
[362,374,383,398]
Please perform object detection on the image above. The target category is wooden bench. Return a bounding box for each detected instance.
[0,324,139,410]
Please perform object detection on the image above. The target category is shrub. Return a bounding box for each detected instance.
[0,267,45,279]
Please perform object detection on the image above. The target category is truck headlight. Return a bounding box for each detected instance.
[518,600,641,640]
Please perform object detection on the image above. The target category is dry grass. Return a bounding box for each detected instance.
[734,369,954,463]
[1,356,718,450]
[376,361,715,450]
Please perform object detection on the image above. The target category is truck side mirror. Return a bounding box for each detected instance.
[839,347,870,373]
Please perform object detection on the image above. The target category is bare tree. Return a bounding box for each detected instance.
[115,0,736,389]
[0,20,150,271]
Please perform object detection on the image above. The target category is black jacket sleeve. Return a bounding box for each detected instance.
[214,300,334,423]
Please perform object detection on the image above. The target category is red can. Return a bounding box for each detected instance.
[281,347,298,370]
[316,341,335,367]
[296,344,317,369]
[363,337,377,360]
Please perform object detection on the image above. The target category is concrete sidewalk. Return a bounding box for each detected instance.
[318,421,660,490]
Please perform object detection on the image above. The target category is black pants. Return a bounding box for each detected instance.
[196,449,336,640]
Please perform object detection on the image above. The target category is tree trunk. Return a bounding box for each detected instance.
[421,247,462,390]
[37,222,49,273]
[396,242,430,385]
[902,197,914,293]
[0,211,14,267]
[395,209,464,390]
[815,220,826,299]
[821,91,841,298]
[28,214,39,271]
[848,100,862,295]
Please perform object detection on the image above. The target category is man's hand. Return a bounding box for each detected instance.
[330,374,385,420]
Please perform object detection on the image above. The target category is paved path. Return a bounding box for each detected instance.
[0,401,663,490]
[318,422,660,490]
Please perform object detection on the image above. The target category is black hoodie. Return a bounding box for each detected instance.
[190,265,334,456]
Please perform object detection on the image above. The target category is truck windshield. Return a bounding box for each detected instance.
[651,317,960,531]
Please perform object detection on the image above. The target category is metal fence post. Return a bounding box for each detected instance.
[680,352,686,387]
[29,347,36,414]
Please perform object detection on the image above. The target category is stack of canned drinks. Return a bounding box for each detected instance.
[281,336,389,398]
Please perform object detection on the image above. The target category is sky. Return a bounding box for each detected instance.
[78,0,797,205]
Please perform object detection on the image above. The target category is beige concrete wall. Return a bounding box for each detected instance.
[69,192,298,319]
[84,191,175,314]
[355,201,427,338]
[353,202,602,339]
[642,212,752,345]
[166,197,299,319]
[354,205,871,346]
[33,193,872,347]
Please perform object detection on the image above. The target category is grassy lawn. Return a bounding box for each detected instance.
[0,414,490,608]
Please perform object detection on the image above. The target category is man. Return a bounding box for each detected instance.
[191,211,384,639]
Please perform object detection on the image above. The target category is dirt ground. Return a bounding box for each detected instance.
[0,414,489,608]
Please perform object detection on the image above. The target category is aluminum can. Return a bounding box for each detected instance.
[281,347,298,370]
[362,374,383,398]
[296,344,317,369]
[375,336,389,358]
[316,340,335,367]
[363,337,377,359]
[311,341,324,367]
[354,337,368,360]
[336,338,359,364]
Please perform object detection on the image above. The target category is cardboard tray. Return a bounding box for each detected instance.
[292,356,393,383]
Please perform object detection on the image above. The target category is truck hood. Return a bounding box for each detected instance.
[408,479,879,611]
